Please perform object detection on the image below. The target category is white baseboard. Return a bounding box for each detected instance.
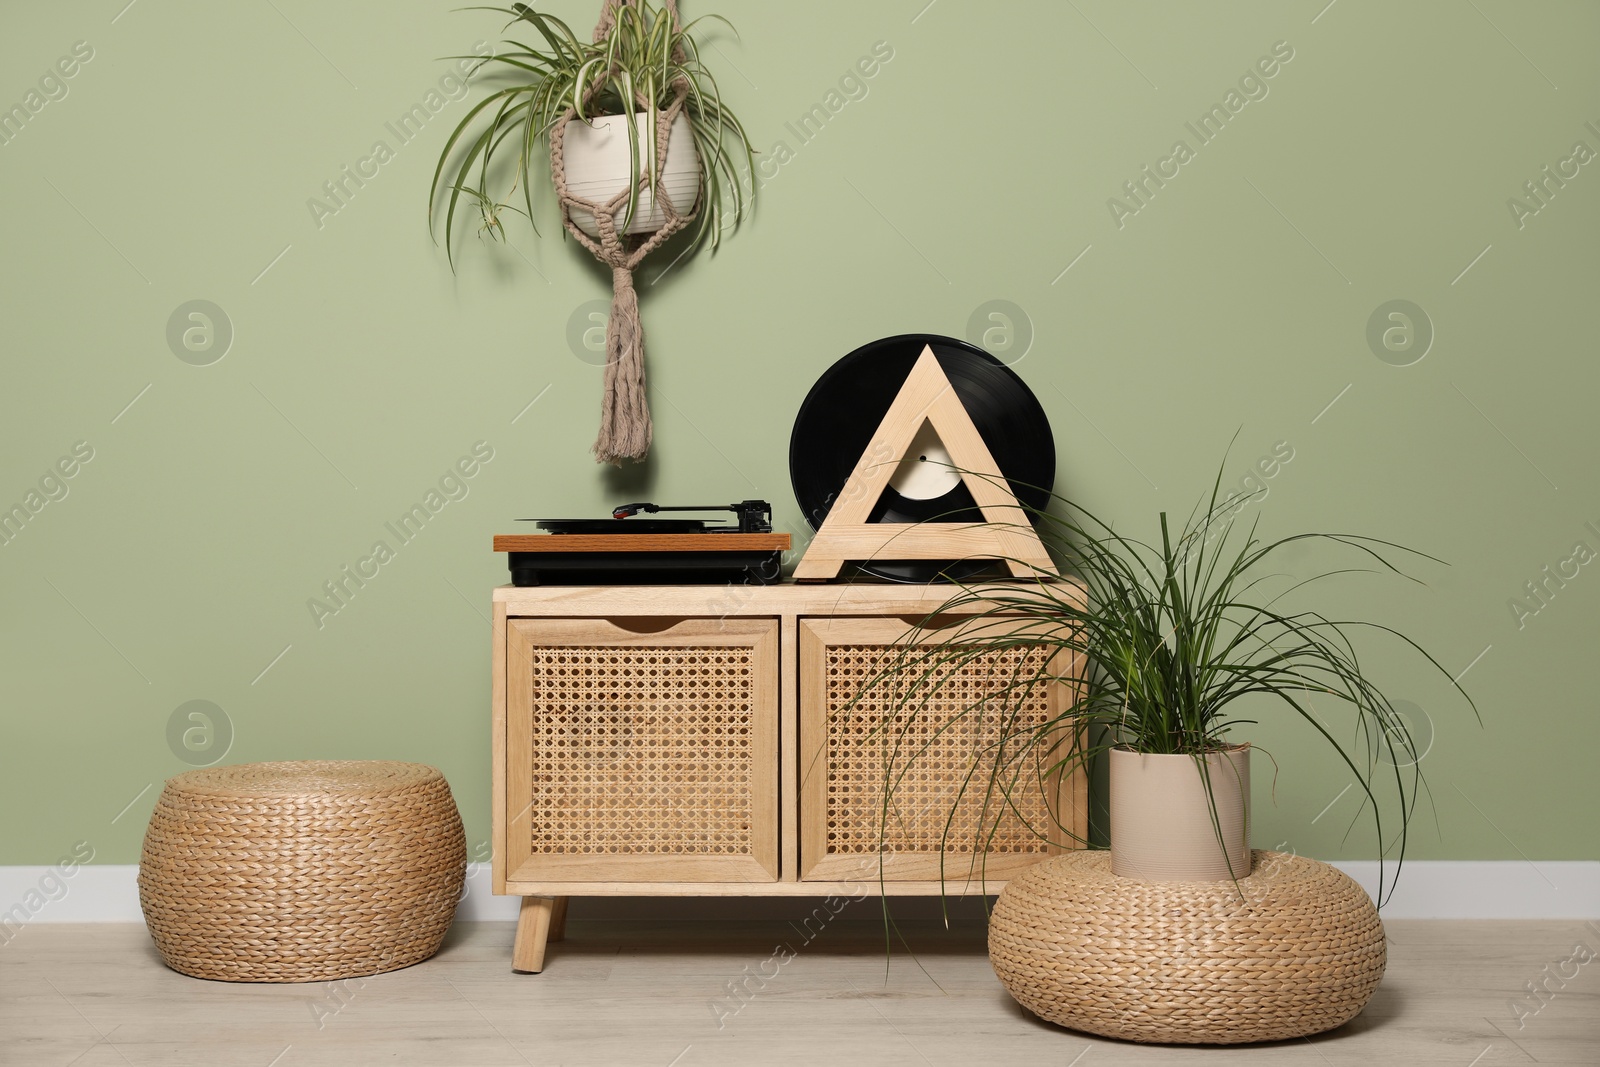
[1,865,147,924]
[1333,860,1600,919]
[2,861,1596,929]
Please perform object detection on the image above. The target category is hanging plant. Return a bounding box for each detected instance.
[429,0,756,464]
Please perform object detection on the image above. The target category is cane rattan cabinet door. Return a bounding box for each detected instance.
[505,616,779,884]
[798,617,1077,882]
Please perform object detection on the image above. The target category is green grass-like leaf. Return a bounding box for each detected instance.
[844,457,1480,909]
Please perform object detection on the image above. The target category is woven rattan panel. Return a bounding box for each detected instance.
[824,643,1054,856]
[528,645,755,856]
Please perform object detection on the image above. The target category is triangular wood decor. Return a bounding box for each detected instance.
[793,345,1054,582]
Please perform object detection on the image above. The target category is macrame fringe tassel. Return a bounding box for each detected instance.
[564,0,693,465]
[592,265,652,465]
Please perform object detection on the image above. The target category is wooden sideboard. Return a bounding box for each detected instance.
[491,580,1085,972]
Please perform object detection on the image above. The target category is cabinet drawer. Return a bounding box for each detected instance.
[503,616,779,883]
[799,617,1076,882]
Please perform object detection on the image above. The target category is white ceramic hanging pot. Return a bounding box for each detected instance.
[560,112,700,238]
[1109,744,1251,882]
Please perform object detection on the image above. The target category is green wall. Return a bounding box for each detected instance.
[2,0,1596,867]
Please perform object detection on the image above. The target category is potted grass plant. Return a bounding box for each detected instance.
[864,466,1477,904]
[428,0,756,464]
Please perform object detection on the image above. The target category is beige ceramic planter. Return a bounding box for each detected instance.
[560,112,700,238]
[1109,745,1251,881]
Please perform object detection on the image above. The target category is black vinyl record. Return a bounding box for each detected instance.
[789,334,1054,582]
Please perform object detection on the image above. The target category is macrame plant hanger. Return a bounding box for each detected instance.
[550,0,697,465]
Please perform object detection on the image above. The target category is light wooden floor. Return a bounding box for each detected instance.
[2,919,1596,1066]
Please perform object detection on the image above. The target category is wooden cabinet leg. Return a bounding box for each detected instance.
[547,896,569,943]
[512,896,561,974]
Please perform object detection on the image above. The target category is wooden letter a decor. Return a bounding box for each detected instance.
[793,345,1054,582]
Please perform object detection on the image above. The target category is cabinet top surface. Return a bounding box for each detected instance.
[493,578,1083,615]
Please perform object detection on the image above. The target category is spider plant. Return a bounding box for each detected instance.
[860,465,1478,907]
[429,1,755,263]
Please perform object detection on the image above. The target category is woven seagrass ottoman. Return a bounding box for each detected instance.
[138,761,466,983]
[989,850,1385,1044]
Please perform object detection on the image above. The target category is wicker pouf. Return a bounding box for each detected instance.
[989,850,1385,1044]
[138,761,466,983]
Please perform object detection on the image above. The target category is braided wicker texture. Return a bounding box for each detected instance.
[823,643,1056,856]
[989,850,1385,1044]
[138,761,465,983]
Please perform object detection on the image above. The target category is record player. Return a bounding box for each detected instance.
[493,500,788,586]
[495,333,1056,587]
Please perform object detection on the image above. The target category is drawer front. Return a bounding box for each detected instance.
[799,617,1078,882]
[504,616,779,884]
